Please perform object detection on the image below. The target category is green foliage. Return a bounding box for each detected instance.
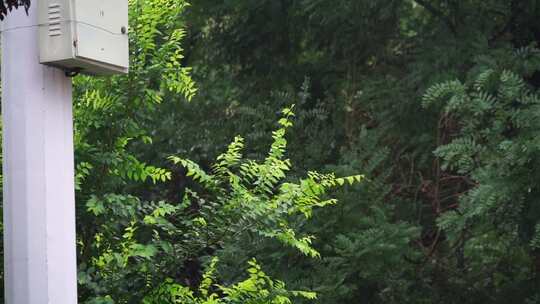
[181,0,540,302]
[73,0,195,195]
[423,46,540,300]
[76,102,360,302]
[167,106,362,259]
[4,0,540,303]
[144,258,316,304]
[73,4,199,300]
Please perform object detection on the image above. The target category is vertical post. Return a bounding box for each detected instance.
[1,4,78,304]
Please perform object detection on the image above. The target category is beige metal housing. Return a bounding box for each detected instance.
[39,0,129,75]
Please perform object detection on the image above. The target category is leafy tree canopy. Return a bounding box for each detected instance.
[0,0,30,20]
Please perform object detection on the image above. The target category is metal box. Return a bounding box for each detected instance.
[39,0,129,75]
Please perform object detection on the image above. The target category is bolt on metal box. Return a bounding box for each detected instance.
[39,0,129,75]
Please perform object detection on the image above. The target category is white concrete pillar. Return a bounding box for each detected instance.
[1,4,78,304]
